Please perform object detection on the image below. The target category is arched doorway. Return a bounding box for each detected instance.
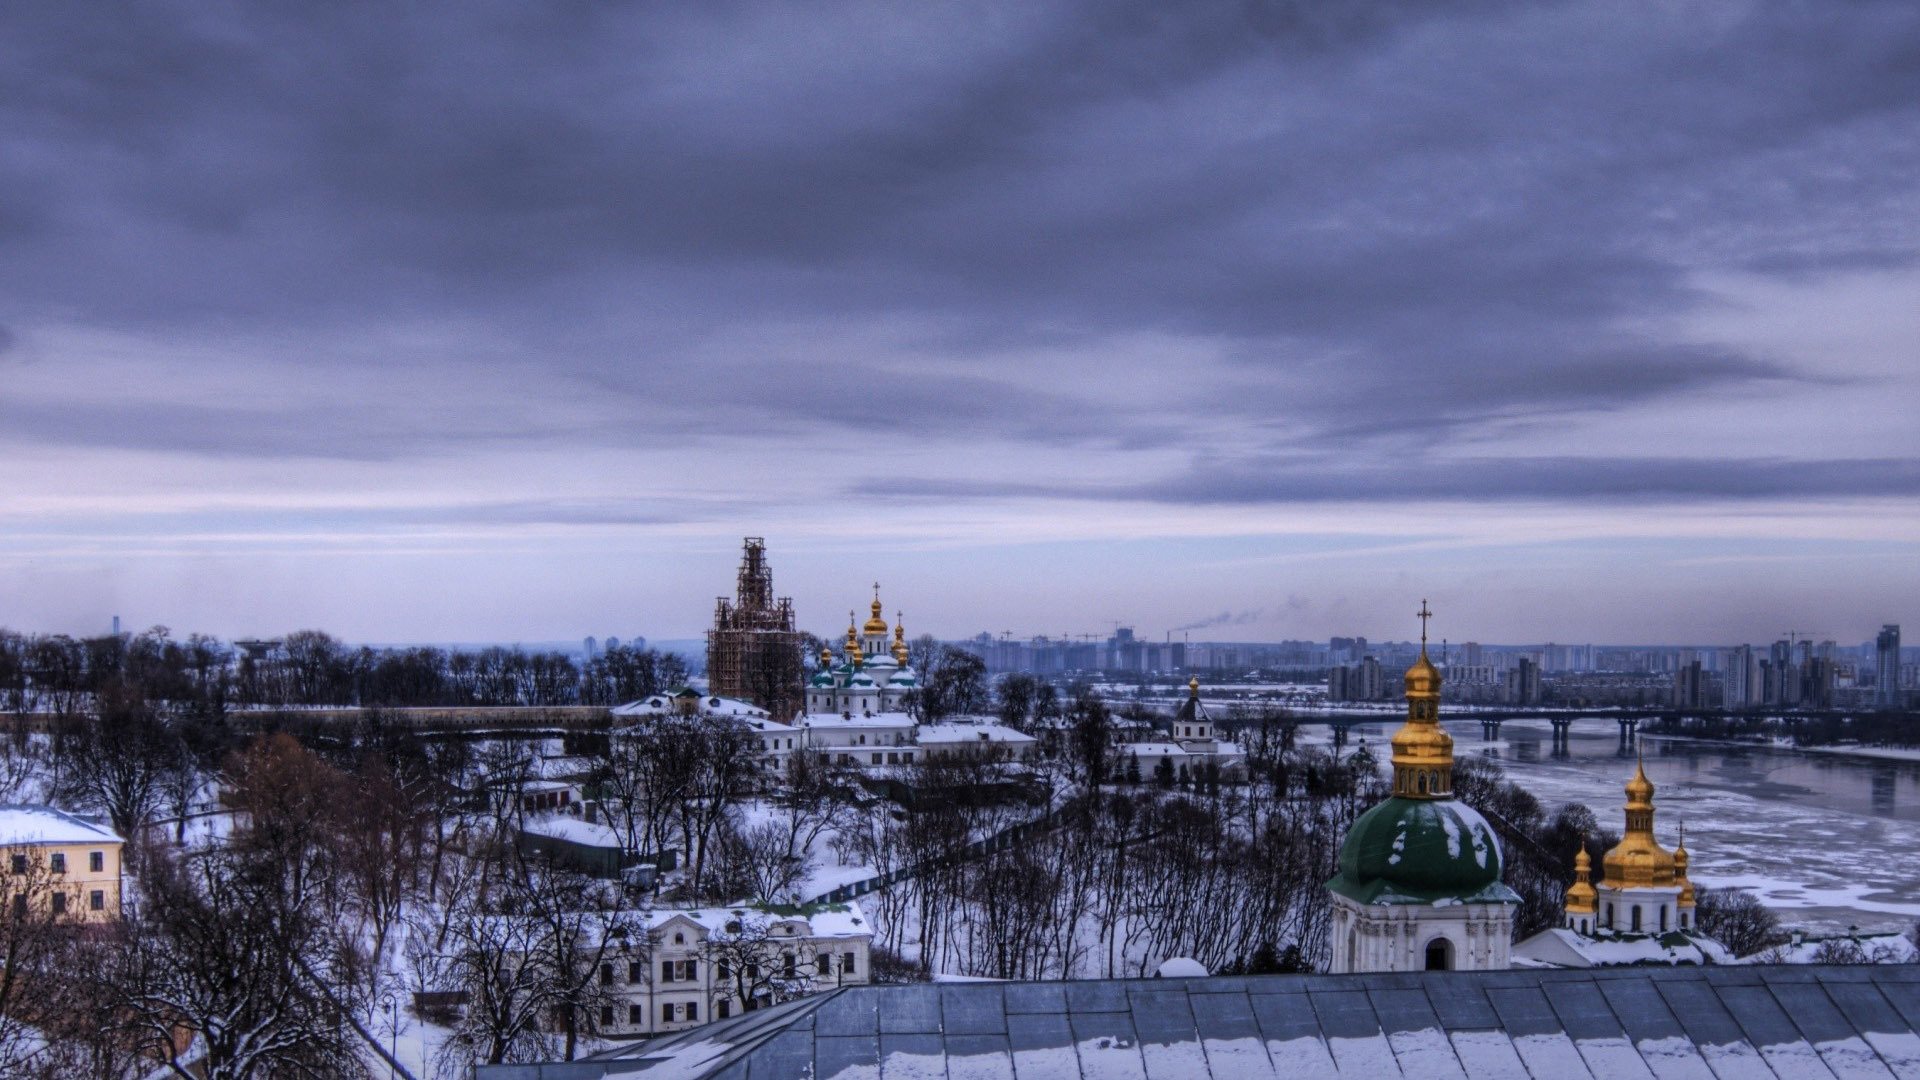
[1423,938,1452,971]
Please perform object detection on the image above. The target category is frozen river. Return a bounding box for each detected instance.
[1318,717,1920,934]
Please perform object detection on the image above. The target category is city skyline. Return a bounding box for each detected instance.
[3,3,1917,642]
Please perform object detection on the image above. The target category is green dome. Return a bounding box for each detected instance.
[1326,797,1518,906]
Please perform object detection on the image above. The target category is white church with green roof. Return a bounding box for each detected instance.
[1325,602,1519,973]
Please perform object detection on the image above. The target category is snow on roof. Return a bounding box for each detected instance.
[612,694,771,719]
[798,711,917,728]
[639,900,873,941]
[1515,926,1733,968]
[520,815,622,849]
[1120,742,1192,758]
[1156,956,1209,978]
[0,805,122,847]
[518,964,1920,1079]
[915,722,1037,745]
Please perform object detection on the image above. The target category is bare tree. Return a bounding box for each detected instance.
[98,843,364,1079]
[701,912,821,1014]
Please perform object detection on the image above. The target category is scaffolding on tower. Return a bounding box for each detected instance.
[705,538,805,720]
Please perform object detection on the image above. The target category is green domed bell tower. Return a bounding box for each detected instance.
[1324,602,1519,973]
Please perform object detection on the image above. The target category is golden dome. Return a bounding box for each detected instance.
[1389,601,1453,798]
[844,613,864,663]
[1403,653,1442,697]
[1625,761,1654,806]
[1188,676,1200,698]
[862,586,890,635]
[1602,759,1676,889]
[892,614,909,665]
[1565,847,1598,914]
[820,647,833,667]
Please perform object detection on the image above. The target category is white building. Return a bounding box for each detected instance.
[597,902,873,1036]
[612,689,801,777]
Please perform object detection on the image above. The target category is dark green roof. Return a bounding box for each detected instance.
[1326,796,1519,905]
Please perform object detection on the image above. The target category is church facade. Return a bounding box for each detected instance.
[804,587,919,717]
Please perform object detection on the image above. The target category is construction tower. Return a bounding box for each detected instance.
[706,538,805,719]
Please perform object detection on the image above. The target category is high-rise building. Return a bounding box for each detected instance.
[1878,625,1903,708]
[1723,645,1757,708]
[1462,641,1483,667]
[706,538,805,720]
[1671,661,1704,710]
[1505,657,1541,706]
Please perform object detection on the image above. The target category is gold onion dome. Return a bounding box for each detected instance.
[1389,600,1452,799]
[863,585,890,635]
[891,615,909,665]
[1602,759,1677,889]
[1188,676,1200,697]
[1564,847,1598,914]
[844,613,864,663]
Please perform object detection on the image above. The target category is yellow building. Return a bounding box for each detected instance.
[0,804,125,920]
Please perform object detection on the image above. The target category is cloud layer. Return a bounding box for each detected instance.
[1,1,1917,640]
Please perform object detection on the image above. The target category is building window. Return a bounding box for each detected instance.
[1631,906,1642,932]
[90,851,104,873]
[662,1003,675,1023]
[8,855,23,875]
[1605,903,1614,928]
[871,753,882,765]
[49,853,65,873]
[50,892,65,914]
[90,890,104,911]
[686,1001,698,1022]
[1424,939,1452,971]
[1660,906,1668,932]
[783,953,796,977]
[718,999,731,1019]
[600,1004,614,1026]
[629,1004,643,1025]
[629,961,643,982]
[10,894,21,916]
[817,955,831,975]
[662,960,676,983]
[842,951,856,975]
[600,963,613,986]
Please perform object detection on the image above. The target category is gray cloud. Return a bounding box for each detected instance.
[852,456,1920,505]
[1,1,1916,489]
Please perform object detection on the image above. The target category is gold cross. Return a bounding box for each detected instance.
[1417,599,1433,646]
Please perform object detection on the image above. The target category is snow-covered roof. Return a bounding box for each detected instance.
[637,900,872,941]
[798,711,916,729]
[612,694,771,719]
[1513,926,1733,968]
[509,964,1920,1079]
[0,805,122,847]
[520,816,622,850]
[1119,741,1191,758]
[916,722,1037,746]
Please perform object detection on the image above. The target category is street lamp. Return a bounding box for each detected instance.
[378,991,399,1079]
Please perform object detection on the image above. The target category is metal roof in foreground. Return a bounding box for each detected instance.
[477,963,1920,1079]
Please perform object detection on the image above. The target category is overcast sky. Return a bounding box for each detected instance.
[2,1,1917,646]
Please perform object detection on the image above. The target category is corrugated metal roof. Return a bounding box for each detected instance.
[476,964,1920,1079]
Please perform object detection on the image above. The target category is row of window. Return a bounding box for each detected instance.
[12,889,107,914]
[596,997,755,1027]
[9,851,107,874]
[601,951,859,986]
